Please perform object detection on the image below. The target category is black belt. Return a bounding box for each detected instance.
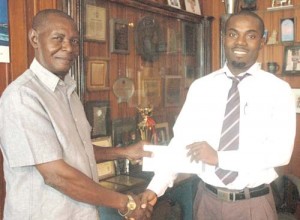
[204,183,270,202]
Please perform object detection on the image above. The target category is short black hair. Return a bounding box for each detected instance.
[32,9,75,30]
[225,10,265,37]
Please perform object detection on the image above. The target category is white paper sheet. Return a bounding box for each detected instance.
[142,144,204,174]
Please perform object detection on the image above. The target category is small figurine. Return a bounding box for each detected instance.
[240,0,257,11]
[267,30,278,45]
[272,0,292,7]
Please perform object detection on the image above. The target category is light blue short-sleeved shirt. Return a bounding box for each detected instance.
[0,59,100,220]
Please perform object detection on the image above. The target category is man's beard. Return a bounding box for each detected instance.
[232,61,246,68]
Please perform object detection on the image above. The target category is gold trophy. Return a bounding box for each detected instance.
[137,106,157,143]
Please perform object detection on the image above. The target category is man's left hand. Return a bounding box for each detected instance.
[186,141,218,165]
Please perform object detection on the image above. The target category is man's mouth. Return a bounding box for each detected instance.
[234,50,247,55]
[56,57,74,64]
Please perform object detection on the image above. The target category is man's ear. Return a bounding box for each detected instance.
[259,38,265,50]
[28,29,38,49]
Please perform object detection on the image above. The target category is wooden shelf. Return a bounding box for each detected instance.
[267,4,294,11]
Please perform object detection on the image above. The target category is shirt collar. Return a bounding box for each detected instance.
[216,62,261,78]
[30,58,76,92]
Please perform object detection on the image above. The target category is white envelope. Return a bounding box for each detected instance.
[142,144,204,174]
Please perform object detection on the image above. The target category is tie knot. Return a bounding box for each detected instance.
[229,74,248,86]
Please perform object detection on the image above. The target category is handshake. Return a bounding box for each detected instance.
[118,190,157,220]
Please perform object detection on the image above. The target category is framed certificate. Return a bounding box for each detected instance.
[85,5,106,41]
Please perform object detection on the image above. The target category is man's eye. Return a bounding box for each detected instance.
[228,33,237,38]
[247,34,257,40]
[71,39,80,45]
[53,36,63,41]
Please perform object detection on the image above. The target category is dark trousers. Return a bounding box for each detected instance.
[193,181,278,220]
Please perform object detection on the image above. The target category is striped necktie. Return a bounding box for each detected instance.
[215,74,247,185]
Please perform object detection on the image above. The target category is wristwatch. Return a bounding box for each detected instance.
[118,195,137,218]
[126,194,137,211]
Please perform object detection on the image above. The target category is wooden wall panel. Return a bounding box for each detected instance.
[84,0,202,124]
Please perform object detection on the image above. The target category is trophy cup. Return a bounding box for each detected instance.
[137,106,157,143]
[223,0,239,14]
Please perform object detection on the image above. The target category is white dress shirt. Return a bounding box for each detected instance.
[148,63,296,196]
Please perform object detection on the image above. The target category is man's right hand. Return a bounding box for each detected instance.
[140,189,157,207]
[126,193,153,220]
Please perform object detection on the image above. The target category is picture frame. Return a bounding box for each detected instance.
[111,117,137,147]
[184,66,197,88]
[167,0,181,9]
[92,136,116,180]
[84,5,106,42]
[86,57,109,91]
[110,18,129,54]
[167,26,178,54]
[164,75,182,107]
[182,22,197,55]
[292,89,300,113]
[282,45,300,75]
[280,18,295,43]
[184,0,201,15]
[138,72,162,107]
[85,101,111,138]
[155,122,170,145]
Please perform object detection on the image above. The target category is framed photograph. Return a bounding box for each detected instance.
[155,122,170,145]
[167,0,181,9]
[292,89,300,113]
[167,26,178,53]
[84,5,106,42]
[92,136,116,180]
[182,22,197,55]
[184,0,201,15]
[184,66,197,88]
[110,18,129,54]
[282,45,300,74]
[138,73,162,107]
[85,101,111,138]
[164,75,182,107]
[280,18,295,43]
[111,117,137,147]
[86,57,109,91]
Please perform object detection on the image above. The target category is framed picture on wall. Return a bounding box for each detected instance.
[110,18,129,54]
[292,89,300,113]
[155,122,170,145]
[111,117,137,147]
[182,22,197,55]
[282,45,300,74]
[84,5,106,42]
[86,57,109,91]
[184,0,201,15]
[164,75,182,107]
[138,73,162,107]
[92,136,116,180]
[167,0,181,9]
[280,18,295,43]
[85,101,111,138]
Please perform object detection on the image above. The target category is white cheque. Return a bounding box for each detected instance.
[142,144,204,174]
